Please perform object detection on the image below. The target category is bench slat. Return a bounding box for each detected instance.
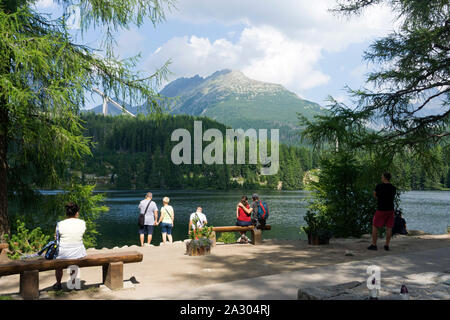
[0,251,143,276]
[212,225,271,233]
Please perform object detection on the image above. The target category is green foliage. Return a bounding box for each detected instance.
[45,184,109,248]
[217,232,237,244]
[298,0,449,239]
[80,113,313,190]
[329,0,449,154]
[304,152,380,238]
[0,0,173,236]
[300,211,332,238]
[3,219,51,260]
[8,183,108,249]
[189,224,213,241]
[188,224,214,249]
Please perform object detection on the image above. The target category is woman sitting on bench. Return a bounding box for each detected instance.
[53,202,87,290]
[236,196,252,243]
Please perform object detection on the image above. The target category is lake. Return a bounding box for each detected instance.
[93,190,450,248]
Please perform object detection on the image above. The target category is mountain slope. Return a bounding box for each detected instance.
[161,69,325,144]
[85,69,326,144]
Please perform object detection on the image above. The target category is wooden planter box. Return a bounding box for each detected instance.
[185,240,212,256]
[307,234,330,245]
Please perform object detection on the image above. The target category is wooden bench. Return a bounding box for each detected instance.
[0,243,9,263]
[0,251,143,299]
[211,225,271,245]
[0,243,8,254]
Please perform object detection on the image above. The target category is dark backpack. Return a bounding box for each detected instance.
[257,200,269,220]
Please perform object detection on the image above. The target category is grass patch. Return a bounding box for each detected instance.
[217,232,237,244]
[86,286,99,294]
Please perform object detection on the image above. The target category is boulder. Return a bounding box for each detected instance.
[298,281,362,300]
[407,230,430,236]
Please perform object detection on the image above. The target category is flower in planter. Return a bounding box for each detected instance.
[186,226,214,256]
[300,210,333,243]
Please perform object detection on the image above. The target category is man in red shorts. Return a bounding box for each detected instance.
[368,172,397,251]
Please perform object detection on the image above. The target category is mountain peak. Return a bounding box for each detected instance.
[207,69,233,78]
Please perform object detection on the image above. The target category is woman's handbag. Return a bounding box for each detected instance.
[38,223,60,260]
[138,200,152,228]
[44,240,59,260]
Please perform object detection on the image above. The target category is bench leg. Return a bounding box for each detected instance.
[251,229,262,245]
[102,262,123,290]
[209,231,216,247]
[20,270,39,300]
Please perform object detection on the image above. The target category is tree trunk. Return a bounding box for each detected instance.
[0,106,8,238]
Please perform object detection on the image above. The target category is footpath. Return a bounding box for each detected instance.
[0,235,449,300]
[154,246,450,300]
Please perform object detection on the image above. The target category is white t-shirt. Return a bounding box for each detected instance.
[189,212,207,230]
[138,199,158,225]
[58,218,86,245]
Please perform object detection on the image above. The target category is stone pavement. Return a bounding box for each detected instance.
[153,246,450,300]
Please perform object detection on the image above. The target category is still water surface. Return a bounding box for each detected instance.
[94,190,450,248]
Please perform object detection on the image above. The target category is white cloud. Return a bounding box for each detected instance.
[34,0,57,9]
[146,25,329,93]
[145,0,396,94]
[170,0,395,52]
[238,26,329,90]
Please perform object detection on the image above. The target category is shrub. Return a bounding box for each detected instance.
[218,232,237,244]
[304,152,380,238]
[189,224,213,241]
[300,210,333,241]
[9,183,108,249]
[3,219,51,260]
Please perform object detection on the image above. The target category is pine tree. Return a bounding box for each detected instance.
[301,0,449,157]
[0,0,174,236]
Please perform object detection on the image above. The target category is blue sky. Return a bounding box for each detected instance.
[35,0,397,109]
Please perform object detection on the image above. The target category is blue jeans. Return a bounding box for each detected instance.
[160,222,173,235]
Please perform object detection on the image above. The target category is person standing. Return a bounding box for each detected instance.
[157,197,175,244]
[138,192,158,246]
[236,196,252,243]
[188,206,207,235]
[53,202,86,290]
[368,172,397,251]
